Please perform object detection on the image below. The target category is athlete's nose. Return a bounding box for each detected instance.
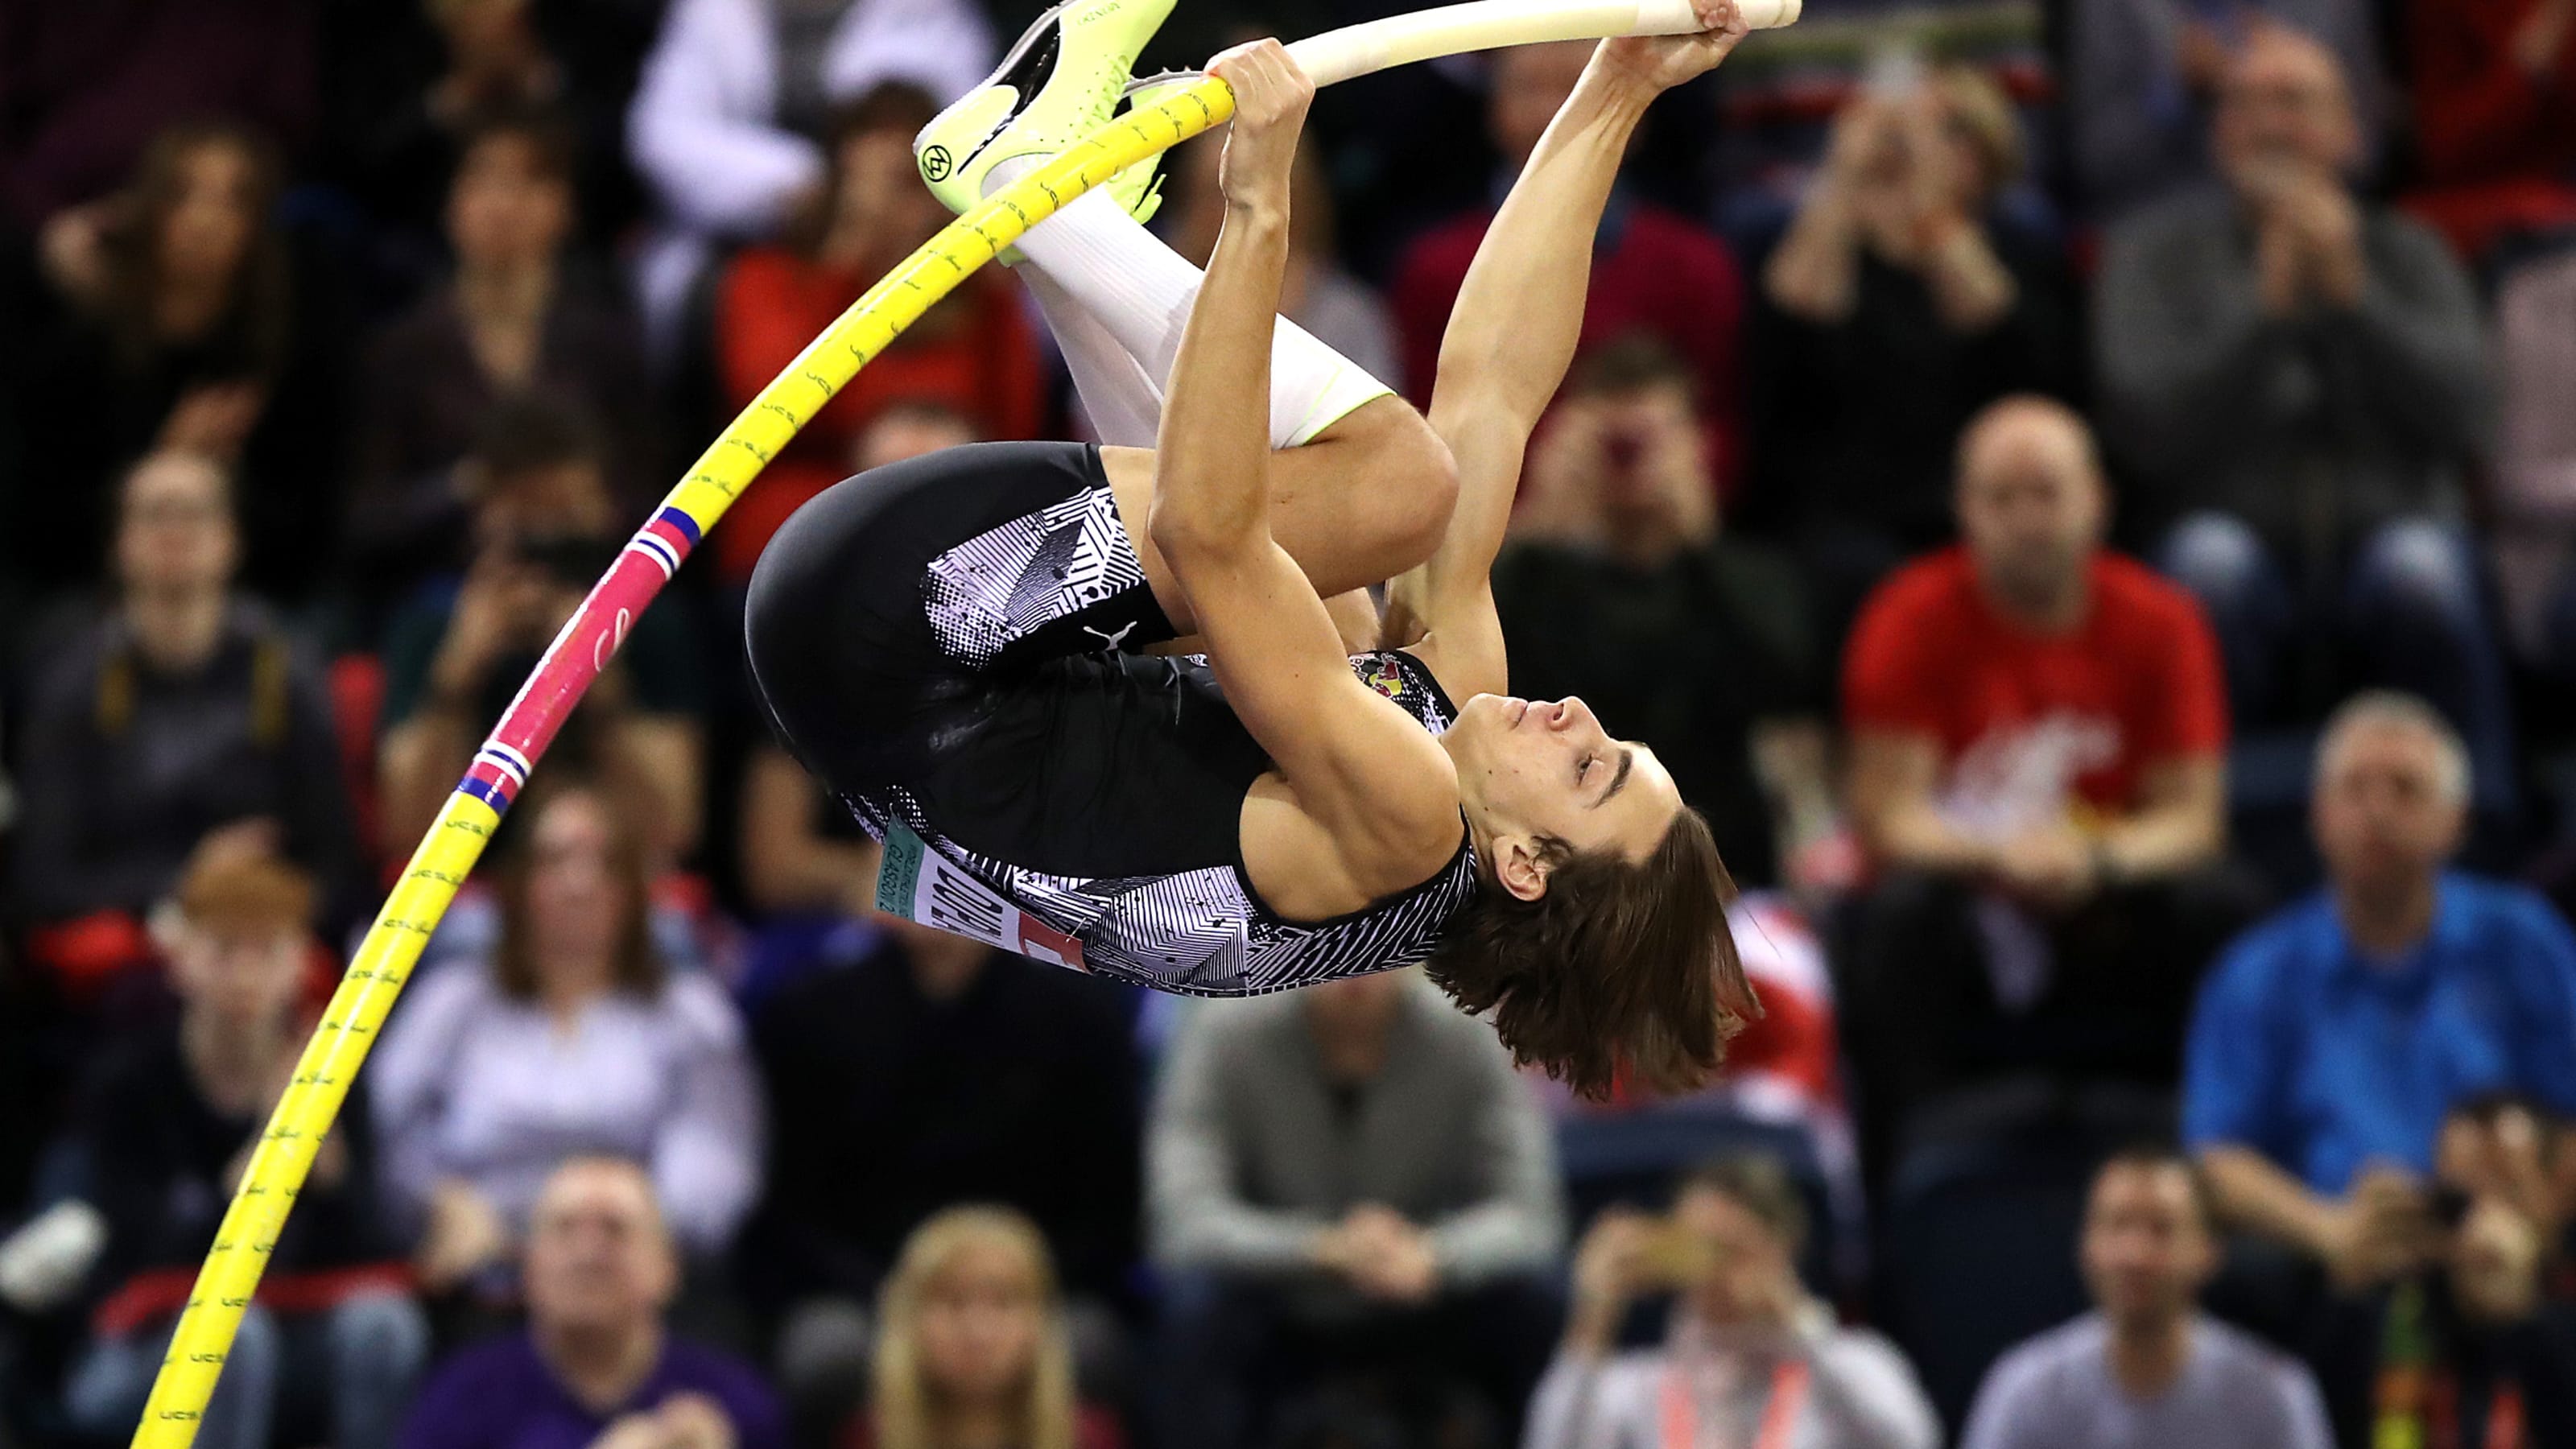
[1548,696,1591,731]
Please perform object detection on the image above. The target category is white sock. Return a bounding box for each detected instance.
[1004,180,1392,448]
[1022,268,1165,448]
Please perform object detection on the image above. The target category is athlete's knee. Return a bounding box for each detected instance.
[1328,398,1458,560]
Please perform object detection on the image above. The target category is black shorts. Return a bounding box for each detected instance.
[744,441,1261,877]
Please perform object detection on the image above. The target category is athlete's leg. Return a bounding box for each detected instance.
[1009,186,1455,630]
[1096,398,1451,634]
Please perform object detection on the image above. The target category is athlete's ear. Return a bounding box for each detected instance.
[1496,835,1552,902]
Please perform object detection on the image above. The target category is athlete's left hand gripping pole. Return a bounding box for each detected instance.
[129,2,1797,1441]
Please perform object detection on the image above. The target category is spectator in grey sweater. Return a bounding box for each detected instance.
[1526,1154,1937,1449]
[1149,969,1565,1449]
[1962,1147,2333,1449]
[2094,23,2508,809]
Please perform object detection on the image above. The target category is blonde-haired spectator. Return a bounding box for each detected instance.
[856,1206,1123,1449]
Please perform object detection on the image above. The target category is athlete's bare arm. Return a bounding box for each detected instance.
[1146,40,1464,907]
[1387,0,1753,698]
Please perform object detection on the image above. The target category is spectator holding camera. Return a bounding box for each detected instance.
[1530,1156,1938,1449]
[1963,1149,2333,1449]
[2305,1097,2576,1448]
[2185,695,2576,1290]
[1496,336,1826,890]
[374,395,706,861]
[1749,64,2074,636]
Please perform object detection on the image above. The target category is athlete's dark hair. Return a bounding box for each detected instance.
[1427,807,1756,1100]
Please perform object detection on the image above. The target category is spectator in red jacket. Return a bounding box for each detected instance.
[2404,0,2576,258]
[1388,40,1744,492]
[1840,397,2243,1168]
[710,82,1042,582]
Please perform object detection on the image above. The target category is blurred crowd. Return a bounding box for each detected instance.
[6,0,2576,1447]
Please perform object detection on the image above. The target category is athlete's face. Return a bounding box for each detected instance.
[1446,694,1683,899]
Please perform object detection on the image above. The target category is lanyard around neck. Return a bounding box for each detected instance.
[1659,1353,1811,1449]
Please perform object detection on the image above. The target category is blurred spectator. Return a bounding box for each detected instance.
[2306,1096,2576,1448]
[349,111,655,614]
[1,0,316,225]
[1150,970,1566,1449]
[2096,27,2505,804]
[1160,127,1398,390]
[374,396,706,861]
[325,0,636,256]
[1961,1148,2333,1449]
[59,852,428,1449]
[737,744,881,926]
[2186,694,2576,1284]
[12,450,361,990]
[744,919,1138,1442]
[1702,5,2053,237]
[2069,2,2384,217]
[1842,398,2234,1151]
[398,1156,789,1449]
[1495,337,1826,890]
[1530,1155,1938,1449]
[2405,0,2576,258]
[20,119,352,600]
[1747,64,2076,640]
[1390,40,1744,485]
[850,1206,1124,1449]
[1531,894,1864,1274]
[2061,1,2380,217]
[711,86,1038,581]
[370,781,761,1298]
[624,0,994,358]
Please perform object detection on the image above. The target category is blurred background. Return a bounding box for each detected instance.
[3,0,2576,1446]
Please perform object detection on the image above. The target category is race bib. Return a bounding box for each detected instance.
[876,822,1087,971]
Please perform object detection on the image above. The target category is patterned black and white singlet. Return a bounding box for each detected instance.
[745,440,1481,998]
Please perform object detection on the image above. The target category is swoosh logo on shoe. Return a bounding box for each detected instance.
[956,19,1063,175]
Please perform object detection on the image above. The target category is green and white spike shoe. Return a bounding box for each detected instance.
[913,0,1178,223]
[1098,69,1208,226]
